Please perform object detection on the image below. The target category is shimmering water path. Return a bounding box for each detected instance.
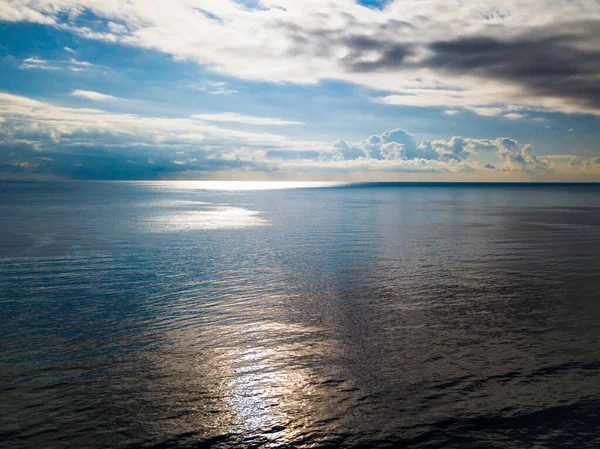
[2,181,600,448]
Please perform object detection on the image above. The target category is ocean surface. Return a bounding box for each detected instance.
[1,181,600,449]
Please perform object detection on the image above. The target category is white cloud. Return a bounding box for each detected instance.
[192,112,304,126]
[19,56,96,72]
[71,90,118,101]
[69,59,92,68]
[504,113,527,120]
[539,154,600,175]
[185,81,239,95]
[0,2,54,24]
[19,57,59,70]
[0,92,326,152]
[3,0,600,116]
[207,88,239,95]
[469,107,505,117]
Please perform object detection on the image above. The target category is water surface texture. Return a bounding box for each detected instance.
[2,181,600,448]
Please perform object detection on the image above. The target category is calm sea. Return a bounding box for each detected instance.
[1,181,600,448]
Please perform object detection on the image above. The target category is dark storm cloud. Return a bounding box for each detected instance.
[344,42,413,72]
[336,34,414,72]
[278,14,600,112]
[424,20,600,111]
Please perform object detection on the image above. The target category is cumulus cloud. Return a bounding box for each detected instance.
[327,128,560,174]
[2,0,600,115]
[333,129,483,163]
[332,139,366,160]
[495,139,549,172]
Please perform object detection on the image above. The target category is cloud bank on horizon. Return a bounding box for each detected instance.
[0,0,599,180]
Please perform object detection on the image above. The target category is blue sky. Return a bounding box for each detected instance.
[1,1,599,180]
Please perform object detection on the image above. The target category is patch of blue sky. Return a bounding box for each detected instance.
[232,0,268,10]
[356,0,392,10]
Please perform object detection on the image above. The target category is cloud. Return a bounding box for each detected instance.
[0,142,266,180]
[3,1,600,115]
[19,57,59,70]
[327,128,561,174]
[208,88,239,95]
[495,139,549,172]
[184,81,239,95]
[71,90,118,101]
[0,92,326,153]
[540,154,600,175]
[19,56,96,72]
[67,58,93,70]
[468,107,505,117]
[424,25,600,115]
[333,129,476,162]
[0,93,598,180]
[332,139,366,160]
[191,112,304,126]
[503,113,527,120]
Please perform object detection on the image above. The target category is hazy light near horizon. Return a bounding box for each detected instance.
[134,181,347,191]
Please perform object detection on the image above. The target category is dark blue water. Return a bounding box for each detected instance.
[2,181,600,448]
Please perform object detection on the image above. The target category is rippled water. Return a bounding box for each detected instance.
[2,181,600,448]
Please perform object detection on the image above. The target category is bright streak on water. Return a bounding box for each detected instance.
[146,206,270,231]
[1,181,600,448]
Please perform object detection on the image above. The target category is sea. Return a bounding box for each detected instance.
[1,181,600,448]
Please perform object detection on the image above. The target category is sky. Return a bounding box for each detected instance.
[0,0,599,181]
